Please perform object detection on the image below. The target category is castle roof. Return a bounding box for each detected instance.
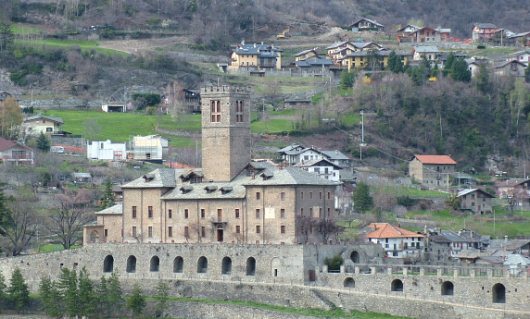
[95,204,123,215]
[121,168,177,188]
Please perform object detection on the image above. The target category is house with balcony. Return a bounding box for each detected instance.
[22,115,63,137]
[229,42,282,71]
[366,223,424,259]
[295,158,342,182]
[349,18,384,32]
[0,137,34,165]
[472,23,500,43]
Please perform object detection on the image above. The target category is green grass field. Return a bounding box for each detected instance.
[15,38,127,56]
[12,23,42,35]
[43,110,195,148]
[373,185,449,199]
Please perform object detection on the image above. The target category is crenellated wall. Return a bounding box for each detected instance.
[0,243,528,319]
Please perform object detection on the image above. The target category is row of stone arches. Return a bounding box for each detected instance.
[103,255,257,276]
[376,279,506,304]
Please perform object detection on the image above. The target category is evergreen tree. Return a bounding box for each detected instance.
[154,280,170,317]
[57,268,78,317]
[96,276,110,317]
[387,51,403,73]
[36,132,50,152]
[443,52,455,76]
[0,272,6,310]
[0,22,14,55]
[475,64,492,93]
[127,284,146,318]
[450,58,471,82]
[39,277,62,317]
[78,268,96,318]
[339,71,355,90]
[8,268,29,311]
[100,178,115,209]
[352,182,373,213]
[106,272,124,317]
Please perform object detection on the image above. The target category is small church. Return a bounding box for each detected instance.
[84,85,339,245]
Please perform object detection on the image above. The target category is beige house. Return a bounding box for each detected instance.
[229,42,282,70]
[409,155,456,190]
[22,115,63,137]
[457,189,494,214]
[294,48,319,61]
[84,85,338,246]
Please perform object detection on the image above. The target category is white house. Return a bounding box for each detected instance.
[278,145,324,165]
[295,158,342,182]
[507,50,530,65]
[86,140,127,161]
[129,135,168,162]
[413,46,440,61]
[366,223,424,258]
[22,115,63,137]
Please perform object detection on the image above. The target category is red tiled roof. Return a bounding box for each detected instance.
[414,155,456,165]
[0,138,30,151]
[367,223,424,239]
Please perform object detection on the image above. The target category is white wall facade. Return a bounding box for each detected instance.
[87,140,127,161]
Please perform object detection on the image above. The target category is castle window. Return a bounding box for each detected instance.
[148,206,153,218]
[327,208,331,217]
[246,257,256,276]
[168,226,173,238]
[132,226,137,238]
[103,255,114,273]
[319,208,322,218]
[168,209,172,219]
[280,209,285,218]
[281,225,286,234]
[256,225,261,233]
[210,100,221,122]
[301,192,304,199]
[310,192,313,199]
[126,255,136,273]
[256,209,260,219]
[327,192,331,200]
[310,208,313,218]
[173,256,184,273]
[256,192,261,200]
[217,209,222,221]
[200,209,205,219]
[236,100,244,122]
[184,209,189,219]
[132,206,137,219]
[184,226,189,238]
[235,208,240,219]
[201,226,206,237]
[300,208,304,216]
[150,256,160,272]
[280,192,285,201]
[148,226,153,238]
[236,225,241,233]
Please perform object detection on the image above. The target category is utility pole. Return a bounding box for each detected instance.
[359,111,363,160]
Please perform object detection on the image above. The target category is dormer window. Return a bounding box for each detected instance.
[143,174,155,182]
[180,185,193,194]
[261,171,273,180]
[205,185,218,193]
[220,186,233,194]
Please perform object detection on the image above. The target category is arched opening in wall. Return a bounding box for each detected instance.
[90,230,99,243]
[391,279,403,292]
[350,251,360,263]
[197,256,208,273]
[441,281,454,296]
[150,256,160,272]
[126,255,137,273]
[173,256,184,273]
[246,257,256,276]
[343,277,355,288]
[221,257,232,275]
[103,255,114,273]
[492,283,506,303]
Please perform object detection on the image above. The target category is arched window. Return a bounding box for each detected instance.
[150,256,160,272]
[246,257,256,276]
[126,255,137,273]
[173,256,184,273]
[197,256,208,273]
[344,277,355,288]
[350,251,360,263]
[103,255,114,273]
[391,279,403,292]
[441,281,454,296]
[492,283,506,303]
[221,257,232,275]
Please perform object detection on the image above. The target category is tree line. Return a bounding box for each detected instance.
[0,266,170,318]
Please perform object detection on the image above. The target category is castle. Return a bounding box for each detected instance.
[0,86,528,319]
[83,85,338,246]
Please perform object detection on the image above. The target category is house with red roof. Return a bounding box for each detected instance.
[0,137,34,165]
[366,223,424,258]
[409,154,457,190]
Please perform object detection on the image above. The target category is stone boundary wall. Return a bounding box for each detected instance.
[0,244,528,319]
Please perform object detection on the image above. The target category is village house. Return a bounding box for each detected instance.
[507,32,530,48]
[494,60,527,77]
[496,179,530,210]
[326,41,383,63]
[424,231,452,263]
[349,18,384,32]
[294,48,320,61]
[396,24,421,43]
[83,86,339,246]
[0,137,34,165]
[86,140,127,161]
[413,45,440,61]
[457,188,495,214]
[22,115,64,137]
[438,229,489,260]
[409,154,456,190]
[128,135,168,163]
[397,26,440,44]
[472,23,500,43]
[294,57,334,75]
[466,58,491,78]
[229,42,282,71]
[435,27,452,41]
[507,49,530,65]
[365,223,424,259]
[295,158,342,182]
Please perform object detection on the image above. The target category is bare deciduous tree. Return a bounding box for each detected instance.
[0,189,38,256]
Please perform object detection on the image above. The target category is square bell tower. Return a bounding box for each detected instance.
[200,85,251,182]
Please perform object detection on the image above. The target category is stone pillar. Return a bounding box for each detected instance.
[419,268,425,276]
[403,267,408,277]
[387,267,393,275]
[354,266,360,274]
[340,265,345,274]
